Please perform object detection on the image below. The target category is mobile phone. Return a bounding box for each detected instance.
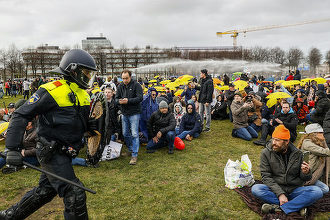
[303,151,310,163]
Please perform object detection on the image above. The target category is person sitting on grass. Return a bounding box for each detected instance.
[254,102,298,146]
[251,125,323,216]
[231,92,258,141]
[146,101,176,154]
[297,123,329,194]
[211,94,228,120]
[0,119,39,173]
[177,103,202,141]
[293,98,309,125]
[173,102,185,135]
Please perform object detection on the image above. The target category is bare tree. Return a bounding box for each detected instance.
[119,44,128,70]
[7,44,21,80]
[132,46,140,68]
[286,47,304,70]
[308,47,322,75]
[250,46,270,62]
[0,49,8,81]
[269,47,286,65]
[93,47,107,75]
[326,50,330,74]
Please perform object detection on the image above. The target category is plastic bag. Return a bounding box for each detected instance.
[101,141,122,161]
[224,154,255,189]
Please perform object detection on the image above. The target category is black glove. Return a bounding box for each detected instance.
[6,150,23,166]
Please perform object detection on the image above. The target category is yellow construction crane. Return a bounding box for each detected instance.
[217,18,330,47]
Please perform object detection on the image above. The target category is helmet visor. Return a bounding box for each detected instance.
[81,68,96,89]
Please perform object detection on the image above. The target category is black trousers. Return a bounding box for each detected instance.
[8,152,88,220]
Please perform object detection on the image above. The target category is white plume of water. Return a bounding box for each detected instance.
[135,59,284,76]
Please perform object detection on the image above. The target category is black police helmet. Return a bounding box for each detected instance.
[7,103,15,109]
[50,49,98,89]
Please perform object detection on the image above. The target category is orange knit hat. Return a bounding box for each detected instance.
[272,124,290,140]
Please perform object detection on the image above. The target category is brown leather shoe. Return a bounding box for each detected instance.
[185,135,193,141]
[129,157,137,165]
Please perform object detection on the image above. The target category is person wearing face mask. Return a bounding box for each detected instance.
[251,125,323,216]
[254,102,298,146]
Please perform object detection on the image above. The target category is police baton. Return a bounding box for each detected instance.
[0,152,96,194]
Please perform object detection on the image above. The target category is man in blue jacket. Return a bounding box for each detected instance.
[181,82,196,104]
[177,103,202,141]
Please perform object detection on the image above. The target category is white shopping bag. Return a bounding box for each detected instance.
[101,141,122,161]
[224,154,255,189]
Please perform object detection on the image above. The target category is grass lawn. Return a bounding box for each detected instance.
[0,95,328,219]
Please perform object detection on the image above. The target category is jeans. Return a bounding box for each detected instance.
[251,184,323,214]
[122,114,140,157]
[234,126,258,141]
[314,180,329,194]
[306,109,316,123]
[175,127,180,135]
[71,157,87,166]
[177,130,200,140]
[199,103,211,130]
[147,131,175,150]
[250,123,261,132]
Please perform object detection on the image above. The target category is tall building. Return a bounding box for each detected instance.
[82,34,112,50]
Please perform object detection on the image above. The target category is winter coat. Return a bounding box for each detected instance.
[293,73,301,81]
[260,141,312,197]
[181,88,196,103]
[246,98,262,126]
[173,103,185,128]
[211,100,228,120]
[141,88,159,122]
[286,75,294,81]
[311,95,330,126]
[106,98,121,136]
[22,125,37,157]
[225,90,236,108]
[115,79,143,116]
[293,105,309,120]
[301,139,330,186]
[147,110,176,138]
[231,100,249,129]
[195,75,214,104]
[273,108,298,141]
[179,103,202,136]
[324,110,330,149]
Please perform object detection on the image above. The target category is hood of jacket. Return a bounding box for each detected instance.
[173,102,184,115]
[186,103,196,115]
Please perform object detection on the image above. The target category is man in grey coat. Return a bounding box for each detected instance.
[251,125,324,215]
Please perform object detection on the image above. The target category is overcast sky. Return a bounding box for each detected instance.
[1,0,330,56]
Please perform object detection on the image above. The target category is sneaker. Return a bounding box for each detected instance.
[146,149,156,153]
[299,207,307,217]
[168,149,174,154]
[203,128,210,132]
[185,135,193,141]
[261,203,281,214]
[129,157,137,165]
[253,139,267,146]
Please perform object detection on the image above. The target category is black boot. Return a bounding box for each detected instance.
[253,124,268,146]
[0,186,56,220]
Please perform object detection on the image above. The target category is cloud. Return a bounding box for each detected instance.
[0,0,329,56]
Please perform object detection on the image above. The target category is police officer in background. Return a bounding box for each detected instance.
[0,49,98,220]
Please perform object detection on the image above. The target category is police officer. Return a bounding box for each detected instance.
[0,49,98,220]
